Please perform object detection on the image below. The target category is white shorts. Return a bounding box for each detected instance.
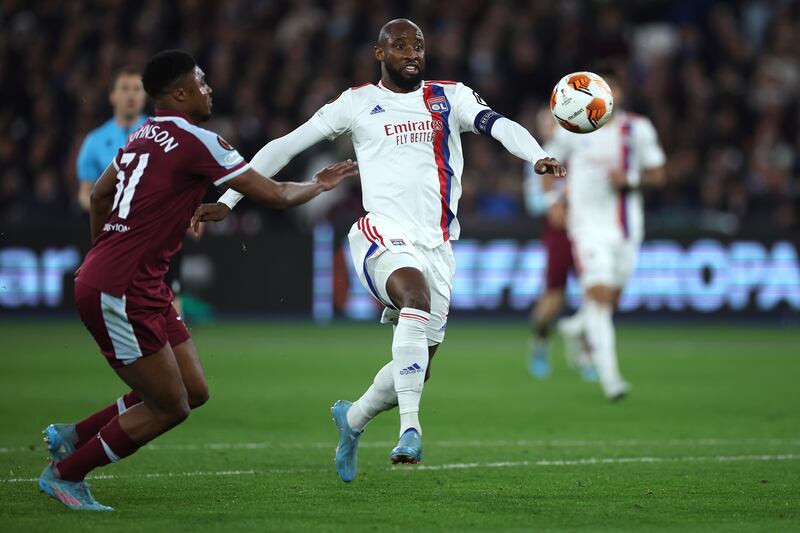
[348,214,455,345]
[574,237,639,289]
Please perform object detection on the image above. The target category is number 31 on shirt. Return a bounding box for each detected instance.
[112,152,149,219]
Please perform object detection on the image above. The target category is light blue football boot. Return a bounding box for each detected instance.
[331,400,363,483]
[580,365,599,382]
[38,463,112,511]
[43,424,78,462]
[528,343,551,379]
[390,428,422,464]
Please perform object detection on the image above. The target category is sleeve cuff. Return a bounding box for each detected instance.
[213,163,250,186]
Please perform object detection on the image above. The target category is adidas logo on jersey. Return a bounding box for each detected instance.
[369,105,385,115]
[399,363,423,375]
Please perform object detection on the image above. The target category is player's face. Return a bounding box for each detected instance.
[110,74,145,118]
[186,67,213,122]
[378,26,425,90]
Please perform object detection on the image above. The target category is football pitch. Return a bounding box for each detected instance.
[1,319,798,531]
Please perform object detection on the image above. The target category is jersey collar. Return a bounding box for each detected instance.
[154,108,193,122]
[376,80,424,95]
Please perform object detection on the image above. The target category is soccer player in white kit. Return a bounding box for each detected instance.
[192,19,564,481]
[546,73,666,400]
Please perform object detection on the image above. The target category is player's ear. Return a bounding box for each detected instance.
[374,45,384,62]
[172,87,186,103]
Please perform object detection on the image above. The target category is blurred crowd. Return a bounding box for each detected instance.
[1,0,798,233]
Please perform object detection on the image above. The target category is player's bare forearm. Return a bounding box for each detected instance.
[78,182,93,212]
[89,164,119,241]
[641,165,666,188]
[89,194,115,242]
[274,180,327,208]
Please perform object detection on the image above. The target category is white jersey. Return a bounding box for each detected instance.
[546,111,665,243]
[309,80,495,248]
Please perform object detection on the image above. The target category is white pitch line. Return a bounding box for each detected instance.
[394,453,800,471]
[2,454,797,484]
[2,437,799,455]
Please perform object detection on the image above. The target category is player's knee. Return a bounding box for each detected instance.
[397,290,431,313]
[586,285,614,305]
[188,385,210,409]
[165,400,191,426]
[153,390,191,427]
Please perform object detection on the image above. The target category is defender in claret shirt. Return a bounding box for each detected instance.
[38,50,357,511]
[193,19,564,482]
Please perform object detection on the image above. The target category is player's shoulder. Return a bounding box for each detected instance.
[152,114,217,147]
[339,82,380,102]
[624,112,659,139]
[619,110,653,128]
[83,118,115,144]
[350,82,377,91]
[151,114,243,166]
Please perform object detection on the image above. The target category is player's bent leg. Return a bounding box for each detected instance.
[584,285,629,400]
[41,344,189,511]
[112,343,191,442]
[556,308,595,380]
[385,267,429,464]
[172,337,210,409]
[529,289,565,379]
[425,344,438,382]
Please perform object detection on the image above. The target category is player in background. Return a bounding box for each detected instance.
[192,19,564,482]
[548,71,666,400]
[524,109,596,381]
[76,67,147,211]
[39,50,357,511]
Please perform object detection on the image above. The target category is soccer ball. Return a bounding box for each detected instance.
[550,72,614,134]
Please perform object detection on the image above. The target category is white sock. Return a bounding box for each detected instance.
[347,362,397,431]
[392,307,430,437]
[583,299,622,387]
[559,307,586,336]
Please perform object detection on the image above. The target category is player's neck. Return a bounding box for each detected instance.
[114,113,141,129]
[379,76,421,94]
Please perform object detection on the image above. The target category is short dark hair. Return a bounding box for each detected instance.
[109,65,141,92]
[142,50,197,99]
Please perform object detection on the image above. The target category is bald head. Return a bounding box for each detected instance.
[377,19,423,46]
[375,18,426,92]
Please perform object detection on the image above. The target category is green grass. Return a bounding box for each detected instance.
[1,320,798,532]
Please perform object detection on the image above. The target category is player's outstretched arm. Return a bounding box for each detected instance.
[490,117,566,177]
[217,121,329,210]
[609,165,666,190]
[191,160,358,231]
[88,163,120,242]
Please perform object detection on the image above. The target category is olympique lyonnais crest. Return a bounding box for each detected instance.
[426,96,449,113]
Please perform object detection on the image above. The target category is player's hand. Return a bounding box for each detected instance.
[191,202,230,232]
[547,201,567,228]
[534,157,566,177]
[313,159,359,191]
[188,220,206,241]
[609,168,628,189]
